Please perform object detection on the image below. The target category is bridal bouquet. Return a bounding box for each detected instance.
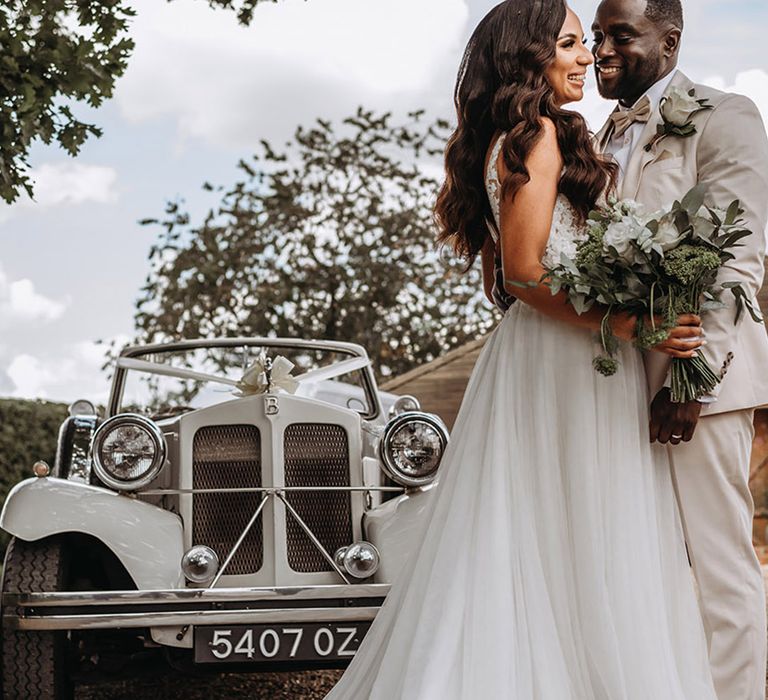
[543,186,762,403]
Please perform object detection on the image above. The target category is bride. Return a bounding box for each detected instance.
[326,2,717,698]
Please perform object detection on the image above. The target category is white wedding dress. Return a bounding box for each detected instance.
[325,136,717,699]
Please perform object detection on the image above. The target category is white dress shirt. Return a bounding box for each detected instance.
[604,70,677,178]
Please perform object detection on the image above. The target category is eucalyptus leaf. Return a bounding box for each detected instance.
[681,185,707,216]
[725,200,742,225]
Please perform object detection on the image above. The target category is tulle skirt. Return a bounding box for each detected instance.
[325,302,716,699]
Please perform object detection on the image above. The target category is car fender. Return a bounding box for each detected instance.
[363,485,435,583]
[1,477,184,589]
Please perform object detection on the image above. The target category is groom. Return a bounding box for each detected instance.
[593,0,768,698]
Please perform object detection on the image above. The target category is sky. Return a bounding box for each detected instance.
[1,0,767,404]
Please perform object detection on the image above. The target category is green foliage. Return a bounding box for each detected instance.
[592,355,618,377]
[544,188,761,402]
[0,399,68,557]
[661,244,721,286]
[0,1,136,203]
[135,109,496,380]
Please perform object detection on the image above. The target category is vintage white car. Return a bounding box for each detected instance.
[0,338,448,698]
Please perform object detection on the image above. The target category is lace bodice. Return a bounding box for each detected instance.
[485,134,587,269]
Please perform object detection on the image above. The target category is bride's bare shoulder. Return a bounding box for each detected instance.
[494,118,563,178]
[529,118,563,171]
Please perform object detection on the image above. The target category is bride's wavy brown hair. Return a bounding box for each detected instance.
[435,0,617,264]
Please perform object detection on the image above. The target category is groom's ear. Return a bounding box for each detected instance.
[661,27,681,58]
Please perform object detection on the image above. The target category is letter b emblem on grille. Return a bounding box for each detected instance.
[264,396,280,415]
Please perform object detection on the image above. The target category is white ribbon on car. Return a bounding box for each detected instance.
[235,355,299,396]
[116,357,240,389]
[115,353,370,395]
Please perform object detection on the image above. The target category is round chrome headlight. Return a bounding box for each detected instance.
[91,414,167,491]
[379,412,448,487]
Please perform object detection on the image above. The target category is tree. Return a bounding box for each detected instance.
[0,1,135,203]
[0,0,296,204]
[135,109,496,380]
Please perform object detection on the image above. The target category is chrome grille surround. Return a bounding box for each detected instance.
[283,423,353,572]
[192,425,263,575]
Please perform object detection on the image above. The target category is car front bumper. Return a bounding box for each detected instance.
[2,583,389,631]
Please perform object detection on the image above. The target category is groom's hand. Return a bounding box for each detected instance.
[649,387,701,445]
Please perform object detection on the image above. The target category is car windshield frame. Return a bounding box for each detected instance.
[107,337,382,421]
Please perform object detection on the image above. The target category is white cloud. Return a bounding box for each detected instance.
[702,69,768,129]
[116,0,467,148]
[31,163,119,207]
[0,162,119,223]
[5,338,125,403]
[0,265,69,324]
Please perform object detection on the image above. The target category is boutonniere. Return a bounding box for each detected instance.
[644,87,713,151]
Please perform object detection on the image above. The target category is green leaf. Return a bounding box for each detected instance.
[505,279,538,289]
[681,184,707,216]
[725,200,742,226]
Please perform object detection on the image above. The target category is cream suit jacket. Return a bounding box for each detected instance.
[595,70,768,416]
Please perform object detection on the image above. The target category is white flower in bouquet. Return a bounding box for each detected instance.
[607,198,644,222]
[602,216,646,264]
[652,213,685,251]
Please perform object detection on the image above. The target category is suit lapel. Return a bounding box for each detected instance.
[621,70,693,200]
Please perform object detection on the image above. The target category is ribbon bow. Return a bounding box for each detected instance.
[609,94,652,138]
[235,355,299,396]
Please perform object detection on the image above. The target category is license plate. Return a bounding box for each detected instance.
[194,622,372,664]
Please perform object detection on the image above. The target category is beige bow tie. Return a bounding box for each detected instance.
[609,94,652,138]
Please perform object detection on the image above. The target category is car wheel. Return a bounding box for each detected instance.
[1,536,73,699]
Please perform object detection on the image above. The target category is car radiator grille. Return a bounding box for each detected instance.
[192,425,263,575]
[284,423,353,572]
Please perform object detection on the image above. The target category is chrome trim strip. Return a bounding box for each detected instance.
[206,493,270,589]
[6,606,383,631]
[121,337,370,359]
[141,486,404,496]
[7,583,391,607]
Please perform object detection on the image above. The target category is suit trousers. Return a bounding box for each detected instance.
[668,409,766,700]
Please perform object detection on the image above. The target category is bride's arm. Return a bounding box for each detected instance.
[496,119,699,357]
